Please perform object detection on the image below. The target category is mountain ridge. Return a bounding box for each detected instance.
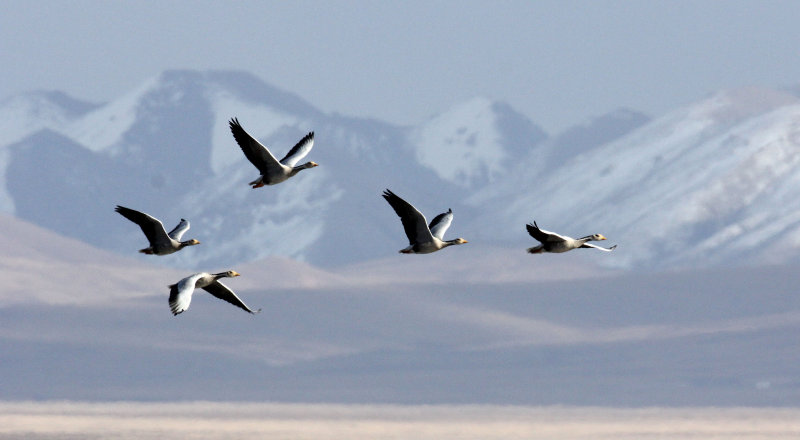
[2,71,799,270]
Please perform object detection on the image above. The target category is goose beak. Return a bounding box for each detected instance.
[231,271,241,277]
[598,235,607,240]
[310,162,319,167]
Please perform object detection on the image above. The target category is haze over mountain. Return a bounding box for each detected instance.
[3,69,800,271]
[1,213,798,405]
[3,71,800,405]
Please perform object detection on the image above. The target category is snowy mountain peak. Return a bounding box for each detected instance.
[687,86,798,126]
[411,97,546,188]
[5,71,800,271]
[0,90,99,148]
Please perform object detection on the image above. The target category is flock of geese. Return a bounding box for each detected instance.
[115,118,617,316]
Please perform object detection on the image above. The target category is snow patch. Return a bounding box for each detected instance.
[64,76,158,152]
[412,97,506,186]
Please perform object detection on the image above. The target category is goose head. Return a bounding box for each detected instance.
[211,270,240,280]
[290,161,319,176]
[446,238,469,247]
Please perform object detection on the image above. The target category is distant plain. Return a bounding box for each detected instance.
[2,402,800,440]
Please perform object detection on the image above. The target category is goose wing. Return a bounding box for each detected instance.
[579,243,618,252]
[428,209,453,240]
[229,118,284,175]
[115,205,171,247]
[168,273,204,316]
[201,281,261,314]
[279,132,314,167]
[526,222,571,243]
[167,218,190,241]
[382,189,434,245]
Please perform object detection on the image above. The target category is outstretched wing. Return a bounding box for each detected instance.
[279,132,314,167]
[168,273,204,316]
[526,221,571,243]
[382,189,434,245]
[229,118,284,175]
[115,205,171,247]
[167,218,190,241]
[428,209,453,240]
[579,243,618,252]
[202,281,261,314]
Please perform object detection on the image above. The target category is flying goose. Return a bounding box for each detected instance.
[526,221,617,254]
[229,117,318,188]
[115,205,200,255]
[382,189,468,254]
[168,271,261,316]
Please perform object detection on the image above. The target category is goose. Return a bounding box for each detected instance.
[526,221,616,254]
[168,271,261,316]
[382,189,468,254]
[115,205,200,255]
[229,117,318,188]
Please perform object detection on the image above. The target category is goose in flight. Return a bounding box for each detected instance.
[526,221,616,254]
[115,205,200,255]
[229,117,318,188]
[382,189,468,254]
[168,271,261,316]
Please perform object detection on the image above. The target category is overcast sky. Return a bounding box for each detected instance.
[3,1,800,133]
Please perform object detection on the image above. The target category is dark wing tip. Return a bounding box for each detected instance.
[526,222,542,238]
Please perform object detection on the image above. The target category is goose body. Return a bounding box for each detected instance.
[229,117,317,188]
[168,271,260,316]
[526,221,616,254]
[115,205,200,255]
[382,189,467,254]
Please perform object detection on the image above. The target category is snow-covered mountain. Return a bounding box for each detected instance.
[410,97,546,187]
[469,87,800,269]
[3,70,800,270]
[0,70,483,268]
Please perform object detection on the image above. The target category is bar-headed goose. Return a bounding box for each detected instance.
[115,205,200,255]
[229,117,318,188]
[168,271,261,316]
[382,189,468,254]
[526,221,616,254]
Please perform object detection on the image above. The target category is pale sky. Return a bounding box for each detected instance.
[3,0,800,132]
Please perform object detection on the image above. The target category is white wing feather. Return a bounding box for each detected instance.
[536,225,572,242]
[169,273,204,315]
[280,133,314,167]
[581,243,618,252]
[429,211,454,240]
[168,219,190,241]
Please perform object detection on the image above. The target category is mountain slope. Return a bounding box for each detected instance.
[469,87,800,269]
[0,70,484,268]
[4,72,800,270]
[410,97,547,188]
